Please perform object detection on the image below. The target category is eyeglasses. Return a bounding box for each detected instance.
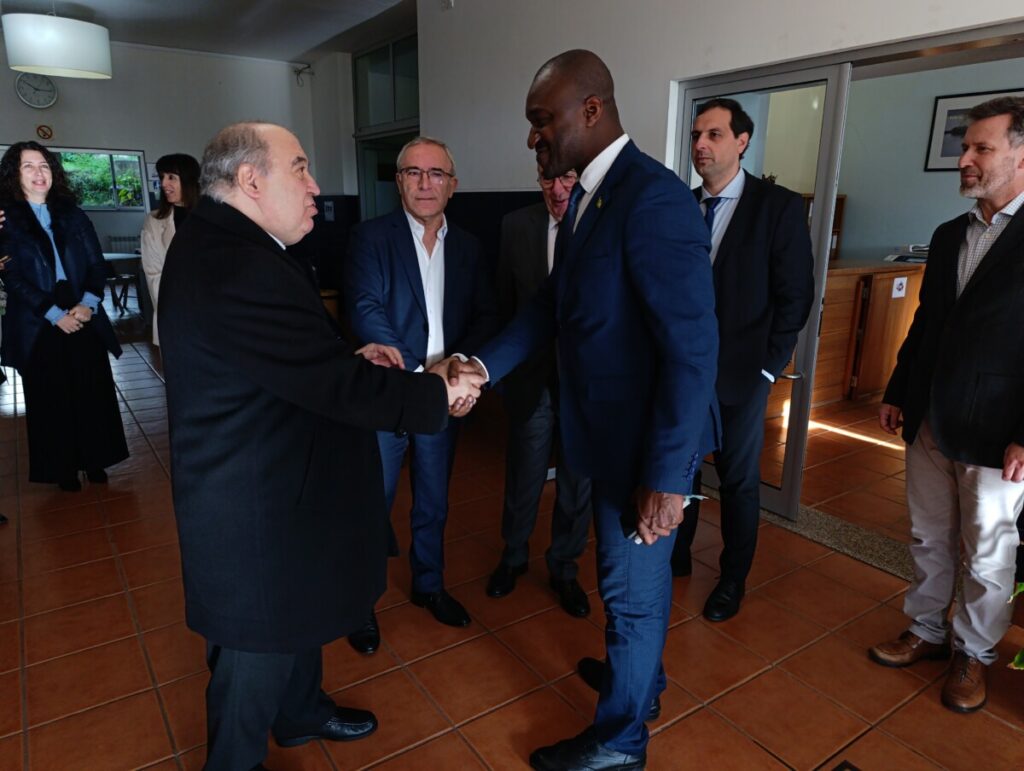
[398,167,455,185]
[539,173,578,188]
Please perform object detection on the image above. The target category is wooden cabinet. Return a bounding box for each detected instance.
[846,268,924,399]
[822,261,925,402]
[764,262,925,418]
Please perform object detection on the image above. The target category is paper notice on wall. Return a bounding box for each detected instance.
[892,277,907,298]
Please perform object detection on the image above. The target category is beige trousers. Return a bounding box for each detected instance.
[903,420,1023,664]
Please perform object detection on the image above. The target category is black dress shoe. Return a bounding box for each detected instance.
[670,548,692,578]
[487,562,527,598]
[275,706,378,747]
[529,728,646,770]
[58,477,82,492]
[703,579,745,622]
[86,468,108,483]
[550,577,591,617]
[347,610,380,654]
[576,657,661,721]
[410,589,470,627]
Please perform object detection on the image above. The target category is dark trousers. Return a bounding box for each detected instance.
[501,388,592,579]
[378,420,460,593]
[204,644,334,771]
[592,478,675,755]
[674,378,771,583]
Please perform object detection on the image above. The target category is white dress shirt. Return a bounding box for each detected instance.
[404,211,447,370]
[699,168,745,264]
[546,214,559,274]
[572,133,631,231]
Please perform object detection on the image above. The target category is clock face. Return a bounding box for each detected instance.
[15,73,58,109]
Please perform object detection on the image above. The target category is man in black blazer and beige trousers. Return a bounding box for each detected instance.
[870,96,1024,714]
[672,98,815,622]
[485,167,593,618]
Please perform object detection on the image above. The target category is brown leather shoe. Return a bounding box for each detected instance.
[941,652,987,713]
[869,630,950,668]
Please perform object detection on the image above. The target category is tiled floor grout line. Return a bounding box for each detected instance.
[109,349,183,766]
[10,372,30,771]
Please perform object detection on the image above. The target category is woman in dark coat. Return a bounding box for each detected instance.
[0,142,128,491]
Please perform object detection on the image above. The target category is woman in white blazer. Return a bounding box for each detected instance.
[140,153,199,345]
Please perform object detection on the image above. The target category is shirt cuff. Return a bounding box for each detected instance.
[414,365,425,373]
[761,369,776,383]
[45,305,64,325]
[451,353,491,383]
[81,292,101,311]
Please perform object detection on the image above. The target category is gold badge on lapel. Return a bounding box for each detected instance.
[596,197,603,209]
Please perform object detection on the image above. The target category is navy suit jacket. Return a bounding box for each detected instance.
[695,173,815,405]
[477,141,720,495]
[345,208,499,371]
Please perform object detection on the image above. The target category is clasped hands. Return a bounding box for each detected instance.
[354,343,487,417]
[55,304,93,335]
[634,488,685,545]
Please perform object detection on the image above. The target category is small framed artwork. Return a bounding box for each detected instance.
[925,89,1024,171]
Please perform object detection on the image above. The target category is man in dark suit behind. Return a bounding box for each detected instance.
[160,122,481,770]
[869,97,1024,715]
[485,166,593,618]
[453,50,719,770]
[345,137,499,648]
[672,98,815,622]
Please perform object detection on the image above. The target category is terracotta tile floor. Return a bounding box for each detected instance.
[1,347,1023,770]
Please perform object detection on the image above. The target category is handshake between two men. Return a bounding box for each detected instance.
[354,343,685,545]
[355,343,489,417]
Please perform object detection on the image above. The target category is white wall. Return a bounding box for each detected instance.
[1,39,360,244]
[309,51,359,196]
[416,0,1024,191]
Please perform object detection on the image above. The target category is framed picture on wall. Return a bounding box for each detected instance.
[925,88,1024,170]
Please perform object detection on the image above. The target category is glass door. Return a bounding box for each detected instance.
[674,63,851,519]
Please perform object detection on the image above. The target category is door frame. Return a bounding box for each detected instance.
[673,64,851,520]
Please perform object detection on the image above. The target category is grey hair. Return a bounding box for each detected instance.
[967,96,1024,147]
[396,136,457,176]
[200,122,273,201]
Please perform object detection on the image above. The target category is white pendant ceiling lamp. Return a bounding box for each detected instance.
[2,12,112,79]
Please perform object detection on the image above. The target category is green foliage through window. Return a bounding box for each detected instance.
[57,150,145,209]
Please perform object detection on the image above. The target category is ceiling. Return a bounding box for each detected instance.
[0,0,416,62]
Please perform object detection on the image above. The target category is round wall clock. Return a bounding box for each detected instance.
[15,73,58,109]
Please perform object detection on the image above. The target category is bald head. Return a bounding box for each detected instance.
[533,49,616,112]
[525,49,624,179]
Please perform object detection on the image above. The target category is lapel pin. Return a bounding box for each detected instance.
[596,197,603,209]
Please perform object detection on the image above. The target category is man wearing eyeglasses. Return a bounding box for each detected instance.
[345,137,499,651]
[485,167,593,618]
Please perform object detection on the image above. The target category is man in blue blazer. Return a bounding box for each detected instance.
[455,50,719,770]
[345,137,499,650]
[672,98,815,622]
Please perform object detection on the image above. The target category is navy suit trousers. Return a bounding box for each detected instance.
[592,479,675,755]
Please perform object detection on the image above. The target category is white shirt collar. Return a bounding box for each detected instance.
[404,210,448,241]
[968,189,1024,225]
[701,168,745,201]
[265,231,286,250]
[578,133,630,197]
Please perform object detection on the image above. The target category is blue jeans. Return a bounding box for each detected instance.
[377,420,460,593]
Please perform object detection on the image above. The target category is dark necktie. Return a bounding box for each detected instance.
[554,182,586,266]
[703,196,721,233]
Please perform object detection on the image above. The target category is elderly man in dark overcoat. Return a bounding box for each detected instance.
[159,121,482,770]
